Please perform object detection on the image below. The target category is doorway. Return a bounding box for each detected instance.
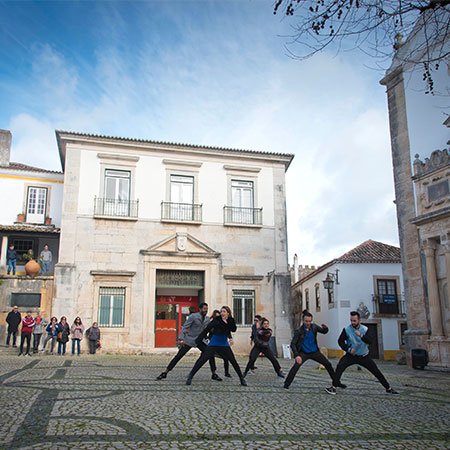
[362,323,379,359]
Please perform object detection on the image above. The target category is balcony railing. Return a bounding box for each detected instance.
[94,197,139,218]
[161,202,202,222]
[372,294,406,315]
[223,206,263,225]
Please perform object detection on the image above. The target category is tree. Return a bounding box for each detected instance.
[273,0,450,93]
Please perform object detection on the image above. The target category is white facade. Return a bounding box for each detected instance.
[293,243,405,360]
[0,129,64,275]
[54,131,293,354]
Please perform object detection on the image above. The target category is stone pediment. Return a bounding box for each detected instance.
[141,232,220,258]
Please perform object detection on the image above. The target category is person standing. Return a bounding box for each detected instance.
[284,311,340,390]
[71,317,85,355]
[32,312,47,353]
[325,311,399,395]
[247,315,262,374]
[156,303,221,381]
[56,316,70,355]
[186,306,246,386]
[7,244,17,276]
[42,317,58,354]
[243,318,285,378]
[210,309,232,378]
[19,311,35,356]
[6,305,21,346]
[86,322,101,354]
[39,244,52,276]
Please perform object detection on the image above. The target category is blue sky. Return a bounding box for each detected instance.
[0,0,400,266]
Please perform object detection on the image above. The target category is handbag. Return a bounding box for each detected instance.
[57,331,62,340]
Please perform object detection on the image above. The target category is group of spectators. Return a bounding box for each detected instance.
[5,306,101,356]
[6,243,53,276]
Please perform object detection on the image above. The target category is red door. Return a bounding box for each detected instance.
[155,296,198,347]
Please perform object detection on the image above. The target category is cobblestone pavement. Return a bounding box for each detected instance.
[0,351,449,450]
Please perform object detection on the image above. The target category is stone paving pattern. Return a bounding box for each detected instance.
[0,352,449,449]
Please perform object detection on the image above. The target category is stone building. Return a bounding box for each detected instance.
[380,9,450,367]
[291,240,406,360]
[54,131,293,354]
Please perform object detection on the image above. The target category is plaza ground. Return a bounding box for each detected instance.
[0,350,449,450]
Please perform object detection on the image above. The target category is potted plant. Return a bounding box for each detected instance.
[44,216,52,225]
[17,213,25,223]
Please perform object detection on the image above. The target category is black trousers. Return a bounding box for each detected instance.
[215,352,230,376]
[167,342,217,373]
[89,340,97,354]
[244,346,281,375]
[20,332,31,354]
[189,346,243,380]
[285,351,336,387]
[333,353,390,389]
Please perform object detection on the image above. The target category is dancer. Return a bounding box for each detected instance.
[210,309,231,378]
[156,303,221,381]
[243,317,285,378]
[56,316,70,355]
[284,310,340,389]
[247,315,262,374]
[186,306,246,386]
[71,317,85,355]
[325,311,399,395]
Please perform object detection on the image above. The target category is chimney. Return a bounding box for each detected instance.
[0,130,11,166]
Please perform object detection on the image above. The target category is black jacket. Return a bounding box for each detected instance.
[6,310,22,331]
[290,323,328,357]
[196,316,236,346]
[7,248,17,261]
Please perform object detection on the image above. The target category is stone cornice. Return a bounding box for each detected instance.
[90,270,136,277]
[223,275,264,281]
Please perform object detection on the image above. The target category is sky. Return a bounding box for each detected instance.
[0,0,401,267]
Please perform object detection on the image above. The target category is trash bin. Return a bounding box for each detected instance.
[411,348,428,370]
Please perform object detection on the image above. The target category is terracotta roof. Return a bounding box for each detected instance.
[55,130,294,164]
[0,162,63,175]
[336,240,401,263]
[294,240,401,287]
[0,224,60,234]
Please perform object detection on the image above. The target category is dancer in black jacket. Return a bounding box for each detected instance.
[186,306,246,386]
[284,310,342,389]
[243,318,285,378]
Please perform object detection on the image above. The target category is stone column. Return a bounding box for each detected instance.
[0,235,8,266]
[423,241,444,337]
[444,244,450,317]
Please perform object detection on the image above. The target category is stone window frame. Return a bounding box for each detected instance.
[224,165,262,228]
[97,153,139,217]
[372,275,403,316]
[398,320,408,349]
[162,159,202,204]
[304,288,310,312]
[91,271,135,333]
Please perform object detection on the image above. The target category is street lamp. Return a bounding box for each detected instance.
[322,269,339,290]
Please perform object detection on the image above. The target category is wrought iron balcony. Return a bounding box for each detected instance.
[223,206,263,225]
[161,202,202,222]
[94,197,139,218]
[372,294,406,315]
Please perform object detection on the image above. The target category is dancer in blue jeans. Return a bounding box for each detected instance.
[71,317,85,355]
[7,244,17,275]
[57,317,70,355]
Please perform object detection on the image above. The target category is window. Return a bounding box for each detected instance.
[232,290,255,326]
[305,288,310,312]
[10,238,36,262]
[225,180,262,225]
[376,279,399,314]
[162,175,200,221]
[98,287,125,327]
[315,284,320,312]
[26,187,47,224]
